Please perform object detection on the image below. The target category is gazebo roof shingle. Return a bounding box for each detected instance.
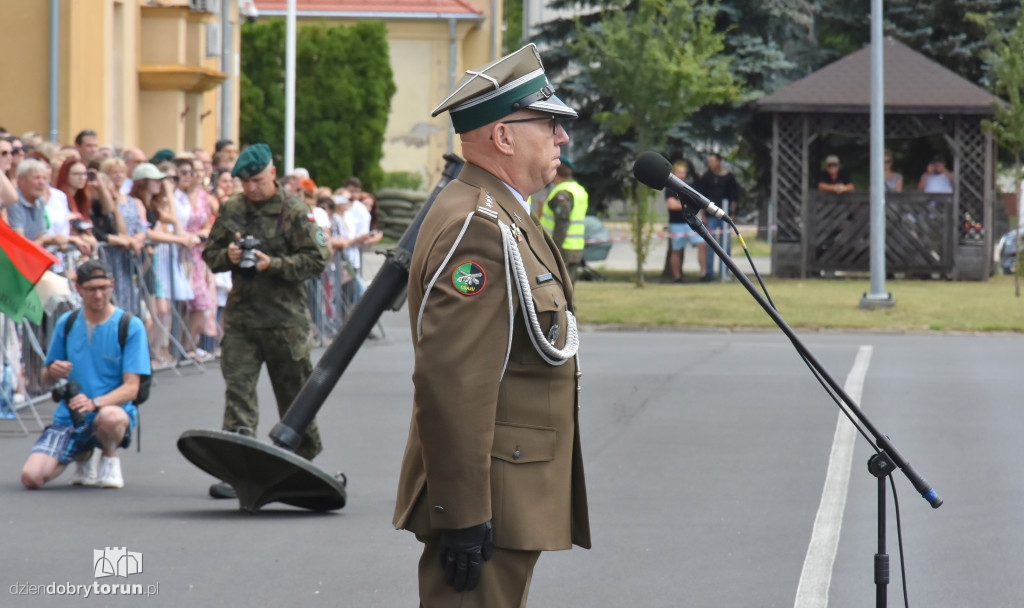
[756,38,1000,115]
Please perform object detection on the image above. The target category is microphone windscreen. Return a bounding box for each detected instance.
[632,151,673,190]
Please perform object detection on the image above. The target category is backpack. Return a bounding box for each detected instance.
[63,308,152,406]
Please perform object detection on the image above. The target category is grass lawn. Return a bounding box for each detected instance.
[574,273,1024,333]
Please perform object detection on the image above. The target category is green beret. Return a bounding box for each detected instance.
[559,155,575,171]
[149,148,175,164]
[432,43,577,134]
[232,143,273,179]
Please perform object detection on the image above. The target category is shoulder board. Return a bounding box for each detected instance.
[473,189,499,222]
[475,205,499,222]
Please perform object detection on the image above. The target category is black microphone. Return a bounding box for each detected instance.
[632,151,732,222]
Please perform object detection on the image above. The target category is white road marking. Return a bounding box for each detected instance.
[793,345,873,608]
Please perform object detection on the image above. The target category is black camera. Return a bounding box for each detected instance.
[236,235,263,280]
[51,378,86,426]
[70,218,93,233]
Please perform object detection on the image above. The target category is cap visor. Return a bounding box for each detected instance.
[527,94,578,119]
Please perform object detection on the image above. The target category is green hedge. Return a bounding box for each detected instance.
[240,19,396,191]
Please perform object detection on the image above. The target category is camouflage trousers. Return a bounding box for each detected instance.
[219,325,323,460]
[561,250,583,285]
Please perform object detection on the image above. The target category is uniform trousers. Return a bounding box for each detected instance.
[219,325,322,459]
[417,535,541,608]
[560,250,583,285]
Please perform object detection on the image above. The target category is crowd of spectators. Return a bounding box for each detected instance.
[1,126,380,417]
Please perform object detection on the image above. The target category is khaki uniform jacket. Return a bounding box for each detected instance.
[394,163,590,552]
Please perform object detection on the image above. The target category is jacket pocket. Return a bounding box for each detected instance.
[529,283,566,347]
[491,421,556,464]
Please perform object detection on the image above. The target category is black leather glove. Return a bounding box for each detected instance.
[438,520,494,592]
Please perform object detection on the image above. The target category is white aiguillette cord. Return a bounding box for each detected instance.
[498,220,578,366]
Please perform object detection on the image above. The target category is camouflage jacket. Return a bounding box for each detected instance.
[202,188,329,328]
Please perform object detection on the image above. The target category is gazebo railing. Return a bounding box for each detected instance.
[807,192,955,275]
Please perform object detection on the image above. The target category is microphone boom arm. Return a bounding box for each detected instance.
[681,207,942,509]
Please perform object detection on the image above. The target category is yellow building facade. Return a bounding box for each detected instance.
[0,0,240,156]
[254,0,500,186]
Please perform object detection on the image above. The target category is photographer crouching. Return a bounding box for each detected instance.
[21,260,151,489]
[201,143,329,499]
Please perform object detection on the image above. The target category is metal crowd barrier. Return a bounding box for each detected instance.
[2,237,385,435]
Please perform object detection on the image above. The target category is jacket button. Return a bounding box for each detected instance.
[512,450,521,460]
[433,505,445,514]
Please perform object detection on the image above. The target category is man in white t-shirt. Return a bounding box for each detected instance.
[918,157,954,194]
[327,195,374,307]
[344,198,371,274]
[119,148,146,196]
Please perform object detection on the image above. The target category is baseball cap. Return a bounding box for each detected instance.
[75,259,114,284]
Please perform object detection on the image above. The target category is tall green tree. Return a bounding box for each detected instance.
[818,0,1020,85]
[533,0,816,221]
[973,1,1024,294]
[572,0,740,285]
[239,20,286,154]
[503,0,524,54]
[239,20,396,190]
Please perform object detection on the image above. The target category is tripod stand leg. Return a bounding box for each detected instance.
[875,474,888,608]
[867,452,895,608]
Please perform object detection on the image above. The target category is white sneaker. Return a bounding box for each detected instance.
[70,451,99,486]
[97,456,124,489]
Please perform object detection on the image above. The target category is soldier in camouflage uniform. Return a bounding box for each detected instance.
[201,144,329,499]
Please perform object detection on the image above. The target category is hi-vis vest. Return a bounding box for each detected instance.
[541,181,589,250]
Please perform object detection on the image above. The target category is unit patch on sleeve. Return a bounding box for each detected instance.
[452,261,486,296]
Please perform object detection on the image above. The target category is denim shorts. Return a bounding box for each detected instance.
[668,223,703,250]
[31,423,131,465]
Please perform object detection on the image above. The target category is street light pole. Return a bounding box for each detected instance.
[860,0,895,309]
[284,0,296,174]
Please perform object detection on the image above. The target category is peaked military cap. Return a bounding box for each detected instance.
[232,143,273,179]
[432,43,577,134]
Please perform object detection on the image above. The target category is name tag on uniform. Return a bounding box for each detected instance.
[536,272,554,284]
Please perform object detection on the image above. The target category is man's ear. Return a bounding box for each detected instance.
[491,123,515,157]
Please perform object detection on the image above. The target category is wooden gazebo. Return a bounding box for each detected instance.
[755,38,1001,279]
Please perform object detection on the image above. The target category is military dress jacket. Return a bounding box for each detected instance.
[202,188,329,329]
[394,163,591,551]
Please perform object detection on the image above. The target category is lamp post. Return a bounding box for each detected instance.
[860,0,895,309]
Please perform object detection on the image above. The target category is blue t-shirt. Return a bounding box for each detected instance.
[44,308,150,428]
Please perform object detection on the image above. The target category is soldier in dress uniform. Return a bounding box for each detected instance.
[201,143,329,499]
[393,44,590,607]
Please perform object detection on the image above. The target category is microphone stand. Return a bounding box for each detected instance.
[681,205,941,608]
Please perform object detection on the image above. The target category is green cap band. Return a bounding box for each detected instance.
[449,74,550,134]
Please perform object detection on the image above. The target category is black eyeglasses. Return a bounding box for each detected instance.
[11,147,24,154]
[502,115,561,135]
[179,170,195,176]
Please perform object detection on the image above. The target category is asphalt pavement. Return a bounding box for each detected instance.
[2,239,1020,607]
